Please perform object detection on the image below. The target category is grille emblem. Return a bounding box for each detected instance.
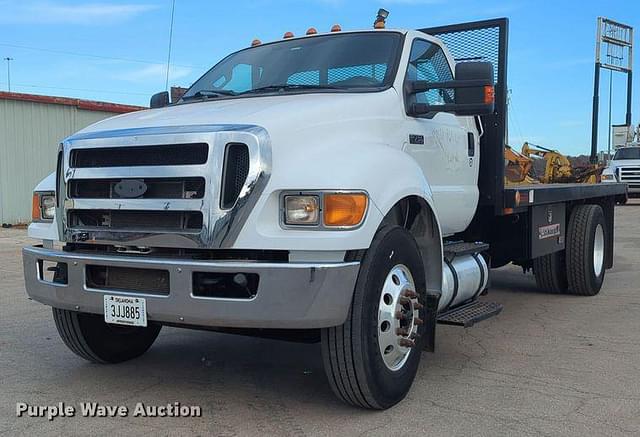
[115,179,147,198]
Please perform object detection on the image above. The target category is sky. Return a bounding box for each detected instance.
[0,0,639,156]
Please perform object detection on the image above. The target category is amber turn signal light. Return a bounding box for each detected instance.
[323,193,368,227]
[484,85,495,105]
[32,193,40,221]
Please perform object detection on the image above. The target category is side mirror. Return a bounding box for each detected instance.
[150,91,170,109]
[408,62,495,116]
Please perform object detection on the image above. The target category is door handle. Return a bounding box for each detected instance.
[467,132,475,157]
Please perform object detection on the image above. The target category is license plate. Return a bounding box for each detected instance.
[103,295,147,327]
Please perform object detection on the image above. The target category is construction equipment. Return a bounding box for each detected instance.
[504,143,603,185]
[521,142,602,184]
[504,145,536,185]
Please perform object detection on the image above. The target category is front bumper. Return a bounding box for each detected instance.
[23,245,359,329]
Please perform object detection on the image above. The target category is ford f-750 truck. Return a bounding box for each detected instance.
[24,18,627,409]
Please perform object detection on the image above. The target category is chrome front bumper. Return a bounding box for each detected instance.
[23,246,359,329]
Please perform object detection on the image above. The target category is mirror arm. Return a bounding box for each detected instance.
[411,102,494,116]
[410,79,492,93]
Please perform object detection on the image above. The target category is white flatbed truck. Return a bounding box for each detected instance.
[24,18,627,409]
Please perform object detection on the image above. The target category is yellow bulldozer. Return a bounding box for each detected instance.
[505,142,602,185]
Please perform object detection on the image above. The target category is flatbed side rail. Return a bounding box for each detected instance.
[420,18,509,216]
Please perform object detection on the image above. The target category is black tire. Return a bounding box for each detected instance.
[321,226,427,409]
[533,250,568,293]
[52,308,161,363]
[566,205,607,296]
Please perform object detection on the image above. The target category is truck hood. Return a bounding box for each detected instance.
[610,159,640,168]
[77,90,404,145]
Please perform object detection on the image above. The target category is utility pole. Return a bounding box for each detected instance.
[3,57,13,92]
[165,0,176,91]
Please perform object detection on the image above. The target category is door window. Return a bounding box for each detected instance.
[405,39,454,106]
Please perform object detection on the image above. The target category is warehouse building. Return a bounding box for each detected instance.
[0,92,144,225]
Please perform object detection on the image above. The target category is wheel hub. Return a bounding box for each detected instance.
[593,223,605,277]
[377,264,423,371]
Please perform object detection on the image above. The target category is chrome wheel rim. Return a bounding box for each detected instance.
[593,224,605,277]
[377,264,421,371]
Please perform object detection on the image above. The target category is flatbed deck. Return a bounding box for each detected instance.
[503,183,627,210]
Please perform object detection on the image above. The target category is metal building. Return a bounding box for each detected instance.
[0,92,143,225]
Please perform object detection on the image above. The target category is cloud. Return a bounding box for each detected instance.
[117,64,193,83]
[0,1,158,25]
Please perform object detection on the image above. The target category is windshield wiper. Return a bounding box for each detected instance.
[239,84,341,95]
[181,89,238,100]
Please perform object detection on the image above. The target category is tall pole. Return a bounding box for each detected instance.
[165,0,176,92]
[590,18,603,164]
[607,70,613,163]
[3,57,13,92]
[590,62,601,164]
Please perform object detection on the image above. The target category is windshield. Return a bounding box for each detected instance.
[182,32,403,100]
[613,147,640,160]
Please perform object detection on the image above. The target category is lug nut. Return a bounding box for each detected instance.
[414,317,424,325]
[398,297,411,305]
[410,332,421,340]
[403,290,418,299]
[398,338,416,348]
[395,311,409,320]
[396,328,409,336]
[414,302,424,310]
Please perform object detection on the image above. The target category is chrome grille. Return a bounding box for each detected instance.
[619,166,640,188]
[58,125,271,249]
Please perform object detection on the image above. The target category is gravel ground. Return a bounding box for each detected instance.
[1,202,639,436]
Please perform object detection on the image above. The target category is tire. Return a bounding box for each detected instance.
[533,250,568,293]
[321,226,427,409]
[566,205,607,296]
[52,308,161,363]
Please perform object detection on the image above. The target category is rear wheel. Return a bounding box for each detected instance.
[566,205,607,296]
[321,226,427,409]
[52,308,161,363]
[533,250,568,294]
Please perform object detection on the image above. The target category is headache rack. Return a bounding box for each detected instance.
[420,18,626,216]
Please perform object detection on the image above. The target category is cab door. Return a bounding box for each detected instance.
[402,38,480,235]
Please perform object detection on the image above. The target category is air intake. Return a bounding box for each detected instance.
[220,143,250,209]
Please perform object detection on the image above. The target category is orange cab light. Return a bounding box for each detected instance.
[251,39,262,47]
[374,21,385,29]
[306,27,318,35]
[484,85,495,104]
[331,24,342,32]
[283,31,294,39]
[32,193,41,221]
[323,193,368,227]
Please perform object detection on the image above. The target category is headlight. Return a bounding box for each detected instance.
[32,192,55,221]
[601,173,616,182]
[282,192,368,228]
[284,195,320,225]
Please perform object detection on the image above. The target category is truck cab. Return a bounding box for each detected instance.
[23,18,625,410]
[602,146,640,199]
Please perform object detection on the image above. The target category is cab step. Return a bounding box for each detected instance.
[443,241,489,261]
[437,301,503,328]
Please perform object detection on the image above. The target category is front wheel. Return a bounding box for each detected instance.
[321,226,427,409]
[52,308,161,363]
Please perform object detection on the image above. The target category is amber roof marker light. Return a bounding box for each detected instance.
[251,39,262,47]
[374,8,389,29]
[331,24,342,32]
[306,27,318,35]
[283,31,294,39]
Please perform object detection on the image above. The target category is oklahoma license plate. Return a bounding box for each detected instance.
[103,295,147,327]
